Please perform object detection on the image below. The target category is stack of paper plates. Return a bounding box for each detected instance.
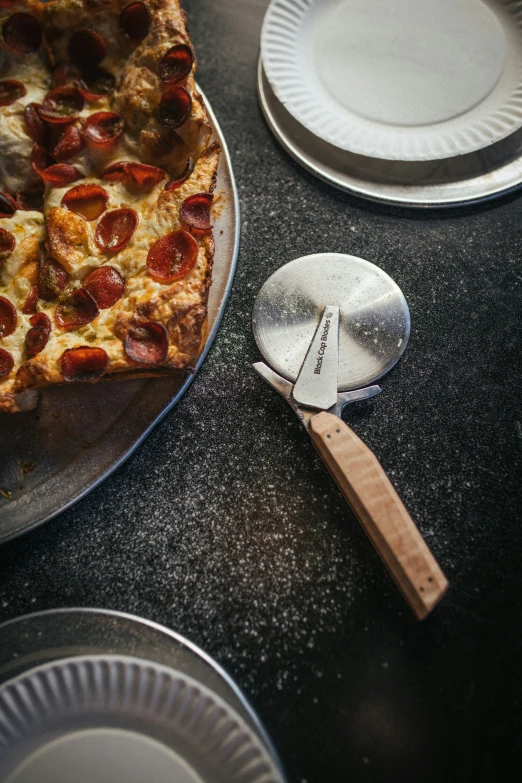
[0,610,286,783]
[259,0,522,206]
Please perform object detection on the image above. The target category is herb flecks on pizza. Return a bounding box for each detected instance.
[0,0,219,412]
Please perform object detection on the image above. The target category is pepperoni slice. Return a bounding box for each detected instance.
[159,86,192,129]
[0,296,17,338]
[51,124,84,161]
[41,164,82,186]
[0,192,17,218]
[0,348,14,378]
[25,325,49,356]
[3,13,42,54]
[23,103,49,146]
[38,257,69,300]
[61,184,108,221]
[33,150,80,186]
[68,28,107,69]
[0,228,15,262]
[159,45,194,84]
[83,266,125,309]
[40,87,84,124]
[82,111,124,145]
[124,322,168,365]
[0,79,25,106]
[15,183,44,212]
[165,158,194,191]
[30,144,53,176]
[100,161,131,182]
[29,312,50,330]
[119,2,150,44]
[146,229,198,283]
[21,285,38,314]
[53,63,115,101]
[95,208,138,252]
[102,161,165,188]
[180,192,213,232]
[55,287,99,328]
[61,346,108,382]
[77,68,115,101]
[52,63,82,88]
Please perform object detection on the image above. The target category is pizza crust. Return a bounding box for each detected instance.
[0,212,45,410]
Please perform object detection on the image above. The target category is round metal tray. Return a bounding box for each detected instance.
[258,58,522,207]
[0,89,240,544]
[0,608,286,782]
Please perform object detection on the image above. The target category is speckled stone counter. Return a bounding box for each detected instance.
[1,2,522,782]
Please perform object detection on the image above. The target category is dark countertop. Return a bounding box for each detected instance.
[1,2,522,781]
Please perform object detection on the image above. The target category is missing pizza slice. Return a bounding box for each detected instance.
[0,0,220,411]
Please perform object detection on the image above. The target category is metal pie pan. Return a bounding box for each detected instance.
[258,59,522,207]
[0,654,284,783]
[0,89,240,544]
[0,608,287,782]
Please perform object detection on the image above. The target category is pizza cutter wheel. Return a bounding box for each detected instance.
[253,253,410,390]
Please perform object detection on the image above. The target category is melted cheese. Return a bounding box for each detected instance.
[0,36,51,192]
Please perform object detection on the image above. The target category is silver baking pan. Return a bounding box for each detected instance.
[0,89,240,544]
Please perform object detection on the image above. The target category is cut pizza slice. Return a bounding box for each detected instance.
[16,141,219,389]
[39,0,211,184]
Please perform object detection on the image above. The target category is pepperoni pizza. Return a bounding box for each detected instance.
[0,0,219,412]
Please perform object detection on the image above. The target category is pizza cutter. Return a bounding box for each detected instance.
[252,253,448,620]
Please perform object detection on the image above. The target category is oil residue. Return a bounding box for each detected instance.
[0,459,38,500]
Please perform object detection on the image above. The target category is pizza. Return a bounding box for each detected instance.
[0,0,220,413]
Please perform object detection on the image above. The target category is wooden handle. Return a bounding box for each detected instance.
[309,411,448,620]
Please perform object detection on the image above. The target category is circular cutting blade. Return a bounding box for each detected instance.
[252,253,410,391]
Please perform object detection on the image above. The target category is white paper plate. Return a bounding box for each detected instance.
[261,0,522,161]
[0,655,284,783]
[258,59,522,206]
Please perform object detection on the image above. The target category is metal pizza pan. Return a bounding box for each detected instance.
[0,89,240,543]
